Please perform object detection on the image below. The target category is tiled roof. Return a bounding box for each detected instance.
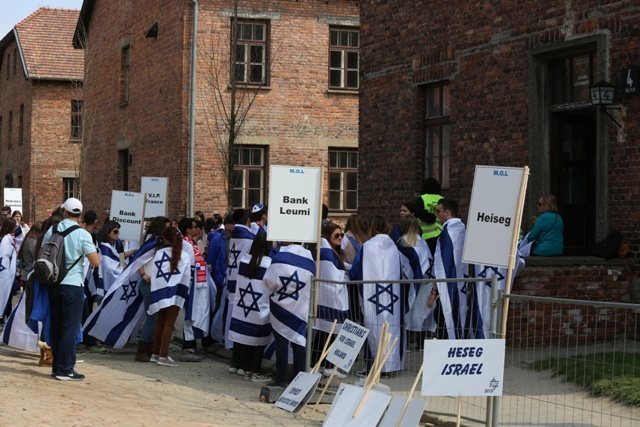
[15,8,83,80]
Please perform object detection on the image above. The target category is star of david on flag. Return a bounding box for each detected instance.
[155,252,181,282]
[237,282,263,317]
[228,243,241,274]
[120,279,138,303]
[275,271,305,301]
[367,283,399,315]
[476,266,505,282]
[0,257,5,273]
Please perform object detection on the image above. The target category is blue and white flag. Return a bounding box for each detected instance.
[1,291,39,351]
[433,218,468,339]
[0,234,17,316]
[396,235,435,332]
[228,253,272,346]
[315,238,349,333]
[350,234,405,373]
[468,251,526,339]
[97,242,123,298]
[225,225,255,349]
[149,246,191,314]
[264,244,315,347]
[84,237,157,349]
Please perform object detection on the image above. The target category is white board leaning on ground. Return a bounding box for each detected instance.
[463,165,525,268]
[267,165,322,243]
[3,188,22,214]
[110,190,145,243]
[422,338,506,397]
[141,176,168,218]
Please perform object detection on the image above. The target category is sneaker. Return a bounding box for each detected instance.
[56,370,85,381]
[150,354,159,363]
[228,366,238,374]
[356,369,369,378]
[323,368,348,379]
[236,368,246,376]
[251,373,273,383]
[88,345,110,354]
[180,349,204,362]
[157,356,179,367]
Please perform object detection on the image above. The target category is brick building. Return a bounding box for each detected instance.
[75,0,359,221]
[0,8,84,222]
[359,1,640,258]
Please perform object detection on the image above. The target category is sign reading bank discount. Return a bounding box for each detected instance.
[110,190,145,242]
[463,165,524,268]
[267,166,321,243]
[422,339,505,397]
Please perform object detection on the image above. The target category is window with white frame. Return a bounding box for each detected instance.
[232,20,268,85]
[233,146,266,208]
[329,27,359,90]
[329,149,358,211]
[63,177,78,200]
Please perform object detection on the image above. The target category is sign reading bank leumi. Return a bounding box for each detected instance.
[267,166,321,243]
[463,166,524,268]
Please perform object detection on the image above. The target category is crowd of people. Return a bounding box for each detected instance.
[0,183,564,386]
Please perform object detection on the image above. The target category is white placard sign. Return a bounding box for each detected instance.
[267,165,321,243]
[110,191,145,242]
[274,371,322,412]
[3,188,22,213]
[326,320,370,373]
[463,165,524,267]
[323,383,391,427]
[141,176,168,218]
[421,339,505,397]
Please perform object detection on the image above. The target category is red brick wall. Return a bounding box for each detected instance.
[82,0,359,220]
[0,38,81,223]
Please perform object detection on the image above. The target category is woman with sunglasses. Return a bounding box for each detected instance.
[312,223,350,378]
[98,220,124,297]
[528,194,564,256]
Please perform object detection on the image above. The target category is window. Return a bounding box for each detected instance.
[329,27,359,90]
[13,48,17,74]
[71,100,83,140]
[423,83,450,190]
[329,149,358,211]
[120,45,130,104]
[18,104,23,145]
[550,53,595,105]
[63,178,78,200]
[7,110,12,148]
[118,149,129,190]
[233,146,265,208]
[6,53,9,79]
[232,20,268,85]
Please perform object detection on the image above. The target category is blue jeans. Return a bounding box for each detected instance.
[273,330,306,384]
[138,277,157,343]
[48,284,84,375]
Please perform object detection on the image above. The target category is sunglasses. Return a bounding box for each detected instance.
[332,232,345,238]
[111,229,120,234]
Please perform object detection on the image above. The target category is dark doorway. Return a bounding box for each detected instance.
[550,111,596,255]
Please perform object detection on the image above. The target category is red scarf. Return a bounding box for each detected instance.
[183,236,207,284]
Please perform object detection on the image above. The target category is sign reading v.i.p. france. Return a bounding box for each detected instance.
[141,177,168,218]
[267,166,321,243]
[463,166,524,268]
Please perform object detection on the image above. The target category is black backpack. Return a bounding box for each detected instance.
[33,223,82,286]
[588,230,623,259]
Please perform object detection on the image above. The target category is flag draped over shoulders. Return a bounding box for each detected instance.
[84,237,157,349]
[433,218,467,339]
[263,245,315,347]
[229,253,272,346]
[315,238,349,333]
[149,246,191,314]
[1,291,39,351]
[225,225,255,349]
[0,234,17,316]
[397,235,435,332]
[98,242,123,298]
[182,238,210,339]
[351,233,405,373]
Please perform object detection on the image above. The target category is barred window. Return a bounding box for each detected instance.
[329,149,358,211]
[71,100,83,141]
[423,83,450,190]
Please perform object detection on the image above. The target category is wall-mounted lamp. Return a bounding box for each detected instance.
[590,80,622,128]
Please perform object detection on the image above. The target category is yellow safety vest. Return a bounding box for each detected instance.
[420,193,443,240]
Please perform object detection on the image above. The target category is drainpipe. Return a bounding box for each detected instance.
[188,0,198,216]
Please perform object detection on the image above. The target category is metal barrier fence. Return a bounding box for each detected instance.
[307,276,640,426]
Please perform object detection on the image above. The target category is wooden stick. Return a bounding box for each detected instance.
[365,322,389,388]
[394,364,424,427]
[352,336,398,418]
[456,396,462,427]
[310,320,337,374]
[313,365,337,407]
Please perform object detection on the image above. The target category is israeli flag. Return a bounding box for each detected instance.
[350,234,405,373]
[433,218,468,339]
[84,237,157,349]
[98,242,123,298]
[149,246,191,314]
[468,251,526,339]
[396,235,436,332]
[182,239,210,340]
[225,225,255,349]
[228,253,273,346]
[263,244,315,347]
[315,238,349,333]
[0,234,17,316]
[1,291,39,351]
